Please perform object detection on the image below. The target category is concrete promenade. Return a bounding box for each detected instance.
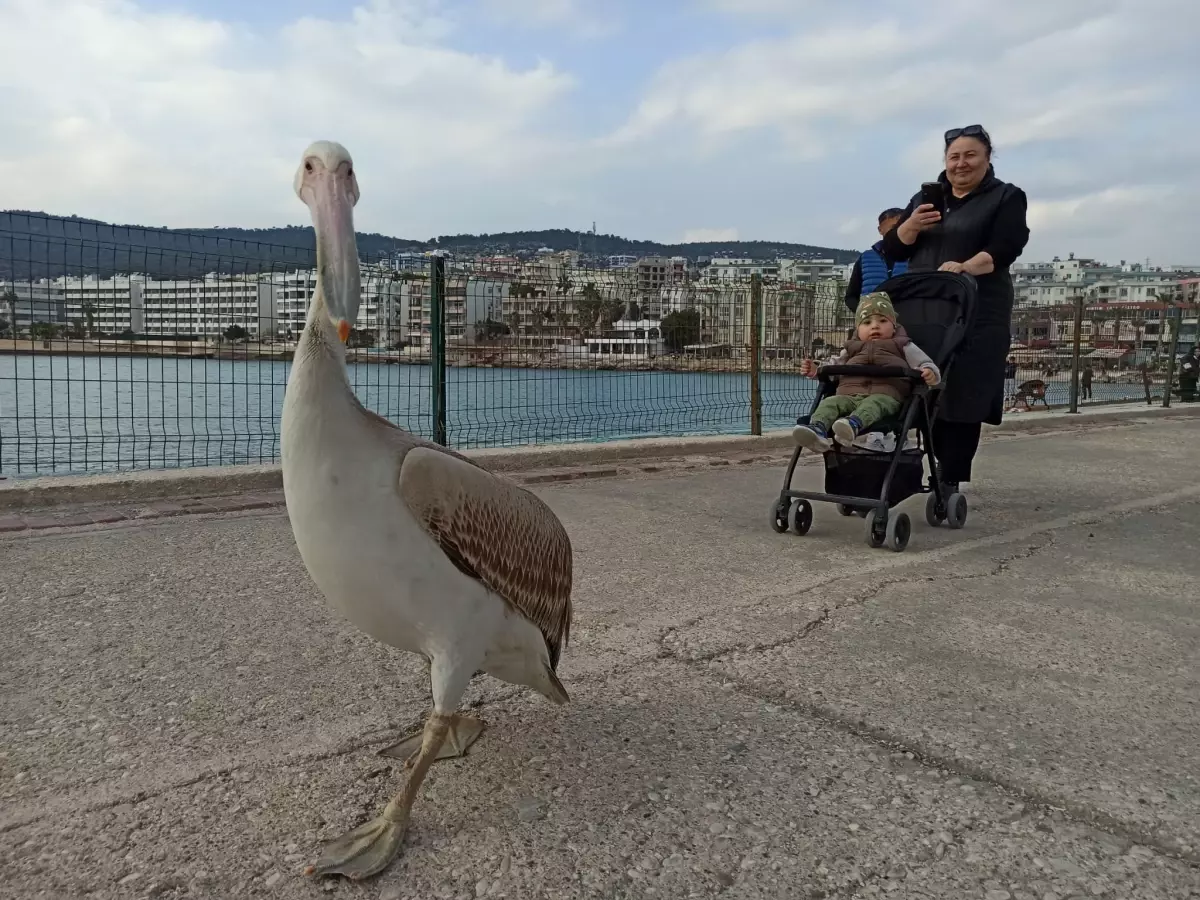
[2,406,1199,899]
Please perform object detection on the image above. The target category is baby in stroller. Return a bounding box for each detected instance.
[792,291,941,452]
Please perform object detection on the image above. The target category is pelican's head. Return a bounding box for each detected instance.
[295,140,361,342]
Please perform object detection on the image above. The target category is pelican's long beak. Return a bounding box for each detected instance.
[309,169,360,341]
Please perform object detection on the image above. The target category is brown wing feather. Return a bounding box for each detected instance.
[397,446,573,669]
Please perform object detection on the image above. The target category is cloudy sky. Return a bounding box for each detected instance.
[1,0,1196,263]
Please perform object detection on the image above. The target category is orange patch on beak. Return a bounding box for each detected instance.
[337,320,351,343]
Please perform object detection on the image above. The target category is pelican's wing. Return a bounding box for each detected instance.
[397,446,573,668]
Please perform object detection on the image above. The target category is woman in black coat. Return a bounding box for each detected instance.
[881,124,1030,491]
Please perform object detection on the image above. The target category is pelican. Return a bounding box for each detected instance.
[280,141,573,881]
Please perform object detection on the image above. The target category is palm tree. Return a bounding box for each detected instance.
[575,283,603,338]
[2,290,17,337]
[1129,316,1146,354]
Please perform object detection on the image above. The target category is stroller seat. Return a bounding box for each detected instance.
[769,271,979,552]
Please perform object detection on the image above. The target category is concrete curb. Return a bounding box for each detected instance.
[2,403,1198,511]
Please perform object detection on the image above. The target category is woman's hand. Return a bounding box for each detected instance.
[896,203,941,244]
[800,359,818,377]
[939,252,995,276]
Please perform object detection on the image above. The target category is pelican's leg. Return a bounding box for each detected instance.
[304,655,476,881]
[377,661,486,767]
[377,714,486,767]
[304,713,450,880]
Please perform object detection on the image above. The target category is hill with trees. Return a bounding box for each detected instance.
[0,211,856,281]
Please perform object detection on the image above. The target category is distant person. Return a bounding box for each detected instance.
[882,123,1029,495]
[1080,365,1093,401]
[1180,347,1198,402]
[1003,356,1017,405]
[843,208,909,312]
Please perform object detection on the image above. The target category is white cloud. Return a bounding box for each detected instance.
[682,228,739,243]
[611,0,1200,261]
[1026,186,1177,244]
[0,0,1194,265]
[697,0,818,14]
[476,0,617,37]
[0,0,576,233]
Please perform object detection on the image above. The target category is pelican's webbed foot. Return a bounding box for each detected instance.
[303,802,409,880]
[377,714,485,768]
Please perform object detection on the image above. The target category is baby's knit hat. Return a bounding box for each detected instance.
[855,291,898,326]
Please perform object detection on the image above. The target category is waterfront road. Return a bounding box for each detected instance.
[3,413,1200,899]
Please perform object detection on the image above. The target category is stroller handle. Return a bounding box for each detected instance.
[818,364,926,381]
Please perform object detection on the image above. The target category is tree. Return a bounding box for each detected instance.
[574,283,624,336]
[223,324,248,341]
[505,311,521,342]
[81,301,96,337]
[624,300,642,321]
[574,283,603,337]
[2,290,17,336]
[29,322,62,341]
[661,309,701,352]
[474,318,509,340]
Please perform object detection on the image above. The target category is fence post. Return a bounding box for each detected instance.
[429,252,448,445]
[1068,295,1083,413]
[1162,306,1181,408]
[749,274,763,435]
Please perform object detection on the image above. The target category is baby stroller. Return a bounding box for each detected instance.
[768,271,978,552]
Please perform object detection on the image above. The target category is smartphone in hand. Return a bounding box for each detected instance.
[920,181,947,214]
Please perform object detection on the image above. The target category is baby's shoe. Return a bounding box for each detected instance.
[832,415,863,448]
[792,422,832,452]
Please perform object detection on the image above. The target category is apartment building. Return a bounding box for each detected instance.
[0,280,68,330]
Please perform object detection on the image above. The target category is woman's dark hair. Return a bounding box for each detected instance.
[944,124,992,155]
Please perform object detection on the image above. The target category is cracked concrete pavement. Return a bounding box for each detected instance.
[2,413,1199,899]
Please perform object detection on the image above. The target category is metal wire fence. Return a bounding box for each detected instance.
[1,211,1196,477]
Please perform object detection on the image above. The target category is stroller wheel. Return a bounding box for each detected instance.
[885,512,912,552]
[946,492,968,529]
[769,498,789,533]
[925,492,947,527]
[788,499,813,536]
[864,510,886,548]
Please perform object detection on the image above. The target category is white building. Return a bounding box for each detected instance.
[464,277,509,342]
[583,318,664,358]
[778,258,844,283]
[45,267,402,342]
[0,280,68,331]
[702,258,780,283]
[400,275,469,349]
[1015,254,1184,309]
[635,256,688,295]
[140,275,277,338]
[54,274,146,333]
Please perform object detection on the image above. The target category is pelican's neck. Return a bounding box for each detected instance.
[298,287,347,366]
